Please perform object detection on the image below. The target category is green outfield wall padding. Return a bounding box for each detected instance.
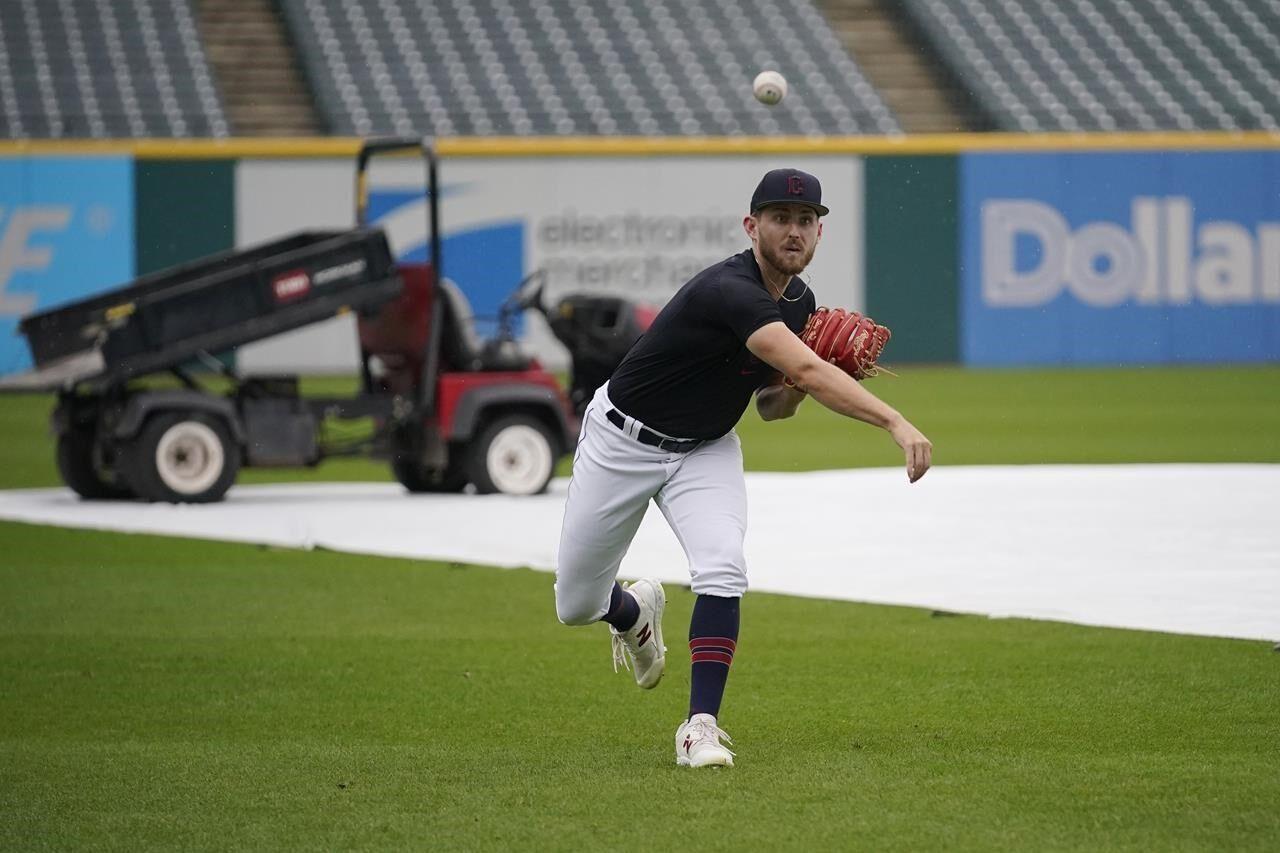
[135,160,235,275]
[135,159,236,369]
[864,156,959,363]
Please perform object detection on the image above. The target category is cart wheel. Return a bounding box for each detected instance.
[123,412,240,503]
[468,414,556,496]
[56,427,133,500]
[390,429,468,493]
[391,455,468,493]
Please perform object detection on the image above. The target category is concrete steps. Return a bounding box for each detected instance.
[195,0,321,136]
[819,0,987,133]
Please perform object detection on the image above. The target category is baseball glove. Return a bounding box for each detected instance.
[788,307,891,385]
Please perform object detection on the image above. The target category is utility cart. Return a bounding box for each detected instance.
[2,138,576,503]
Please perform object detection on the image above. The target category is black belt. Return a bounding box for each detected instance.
[605,409,702,453]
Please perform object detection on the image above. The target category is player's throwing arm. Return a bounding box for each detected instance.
[746,320,933,483]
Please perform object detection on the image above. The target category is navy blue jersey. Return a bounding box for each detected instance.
[608,249,816,440]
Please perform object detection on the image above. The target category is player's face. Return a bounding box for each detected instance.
[749,204,822,275]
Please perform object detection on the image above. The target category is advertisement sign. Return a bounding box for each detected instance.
[0,157,134,373]
[236,156,860,372]
[364,185,523,339]
[961,151,1280,365]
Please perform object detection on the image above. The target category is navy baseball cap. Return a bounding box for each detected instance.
[750,168,829,216]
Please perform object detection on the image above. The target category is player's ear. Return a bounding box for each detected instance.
[816,220,823,241]
[743,214,758,240]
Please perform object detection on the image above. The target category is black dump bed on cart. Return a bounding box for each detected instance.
[7,229,402,390]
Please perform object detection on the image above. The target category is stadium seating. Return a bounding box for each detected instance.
[278,0,900,136]
[0,0,228,138]
[901,0,1280,131]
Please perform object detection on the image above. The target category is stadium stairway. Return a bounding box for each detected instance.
[197,0,321,135]
[819,0,986,132]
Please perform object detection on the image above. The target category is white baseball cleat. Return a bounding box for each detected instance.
[675,713,735,768]
[610,578,666,689]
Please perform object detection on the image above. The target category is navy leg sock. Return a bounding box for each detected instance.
[600,582,640,631]
[688,594,740,719]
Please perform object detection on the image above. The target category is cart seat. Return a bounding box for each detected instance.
[438,279,531,373]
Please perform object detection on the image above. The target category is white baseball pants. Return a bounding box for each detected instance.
[555,382,749,626]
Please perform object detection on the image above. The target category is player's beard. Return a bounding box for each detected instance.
[761,239,816,276]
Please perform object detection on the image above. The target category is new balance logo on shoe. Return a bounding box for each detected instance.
[609,580,666,690]
[675,714,736,768]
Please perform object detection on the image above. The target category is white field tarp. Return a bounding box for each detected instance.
[1,464,1275,643]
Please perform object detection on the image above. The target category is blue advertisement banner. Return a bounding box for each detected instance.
[960,151,1280,365]
[367,188,524,339]
[0,157,135,374]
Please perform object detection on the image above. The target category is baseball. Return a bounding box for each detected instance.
[752,70,788,106]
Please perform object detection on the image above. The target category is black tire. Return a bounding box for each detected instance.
[467,414,556,496]
[390,427,468,493]
[55,427,132,500]
[121,412,240,503]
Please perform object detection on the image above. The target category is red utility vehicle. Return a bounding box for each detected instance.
[2,138,577,502]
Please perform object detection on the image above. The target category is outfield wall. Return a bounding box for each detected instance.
[1,133,1276,374]
[231,154,861,372]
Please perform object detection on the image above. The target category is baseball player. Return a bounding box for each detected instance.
[554,168,932,768]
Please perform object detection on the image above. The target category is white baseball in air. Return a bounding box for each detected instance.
[752,70,788,106]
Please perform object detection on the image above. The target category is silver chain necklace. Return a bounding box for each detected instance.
[775,274,809,303]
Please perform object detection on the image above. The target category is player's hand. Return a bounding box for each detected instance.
[888,416,932,483]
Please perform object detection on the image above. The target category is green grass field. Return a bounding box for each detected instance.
[3,366,1279,488]
[2,367,1278,851]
